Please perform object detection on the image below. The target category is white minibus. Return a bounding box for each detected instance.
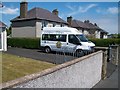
[41,27,95,54]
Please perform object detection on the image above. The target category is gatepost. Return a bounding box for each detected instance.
[94,47,108,80]
[109,45,119,66]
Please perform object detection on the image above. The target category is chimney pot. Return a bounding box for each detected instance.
[94,23,97,26]
[84,20,90,23]
[52,9,58,16]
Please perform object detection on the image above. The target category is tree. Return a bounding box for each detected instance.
[118,34,120,38]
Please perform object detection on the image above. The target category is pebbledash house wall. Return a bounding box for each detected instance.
[12,20,67,38]
[12,51,103,88]
[12,20,36,37]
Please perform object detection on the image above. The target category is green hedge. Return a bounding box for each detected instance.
[8,38,120,49]
[89,38,120,47]
[7,38,40,49]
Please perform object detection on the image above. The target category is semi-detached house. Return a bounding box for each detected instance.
[67,16,108,39]
[11,2,68,38]
[11,1,108,39]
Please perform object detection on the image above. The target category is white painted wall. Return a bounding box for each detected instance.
[0,30,3,51]
[3,30,7,51]
[77,29,83,33]
[95,31,100,38]
[0,28,7,51]
[55,24,61,27]
[103,34,108,39]
[36,21,67,37]
[46,22,53,27]
[36,22,42,37]
[84,30,89,35]
[63,25,68,27]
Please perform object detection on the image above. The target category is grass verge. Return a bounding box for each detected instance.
[1,53,55,83]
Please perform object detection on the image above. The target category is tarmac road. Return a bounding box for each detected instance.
[5,47,77,64]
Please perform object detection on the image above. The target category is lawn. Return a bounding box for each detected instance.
[1,53,55,83]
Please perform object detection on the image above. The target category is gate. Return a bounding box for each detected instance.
[94,45,119,79]
[107,45,119,77]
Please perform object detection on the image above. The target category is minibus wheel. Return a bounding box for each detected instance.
[74,50,84,57]
[44,47,51,53]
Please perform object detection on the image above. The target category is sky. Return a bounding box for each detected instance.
[0,1,119,34]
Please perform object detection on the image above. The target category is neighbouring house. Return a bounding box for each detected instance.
[10,2,68,38]
[67,16,108,39]
[0,21,7,51]
[99,29,108,39]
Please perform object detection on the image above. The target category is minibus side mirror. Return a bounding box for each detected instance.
[76,42,82,45]
[88,41,92,43]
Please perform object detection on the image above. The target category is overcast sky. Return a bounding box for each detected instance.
[0,1,119,34]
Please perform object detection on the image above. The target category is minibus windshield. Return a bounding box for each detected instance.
[76,35,88,42]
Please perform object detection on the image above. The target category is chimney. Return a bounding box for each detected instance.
[94,23,97,26]
[20,1,28,18]
[52,9,58,16]
[84,20,90,23]
[67,16,72,27]
[84,20,87,23]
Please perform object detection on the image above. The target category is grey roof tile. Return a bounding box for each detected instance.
[11,7,68,24]
[71,19,108,33]
[71,20,88,29]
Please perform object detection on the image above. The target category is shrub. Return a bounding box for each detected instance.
[89,38,120,47]
[7,38,40,49]
[8,38,120,48]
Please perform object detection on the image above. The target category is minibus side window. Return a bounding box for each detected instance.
[42,34,66,42]
[42,34,48,40]
[68,35,80,45]
[50,34,56,41]
[56,35,66,42]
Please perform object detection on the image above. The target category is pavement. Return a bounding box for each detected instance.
[92,64,118,89]
[4,47,119,89]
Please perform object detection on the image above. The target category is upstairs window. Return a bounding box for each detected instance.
[42,21,48,30]
[53,22,56,27]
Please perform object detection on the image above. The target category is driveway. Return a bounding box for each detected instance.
[5,47,77,64]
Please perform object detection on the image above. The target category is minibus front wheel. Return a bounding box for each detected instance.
[44,47,51,53]
[74,49,84,57]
